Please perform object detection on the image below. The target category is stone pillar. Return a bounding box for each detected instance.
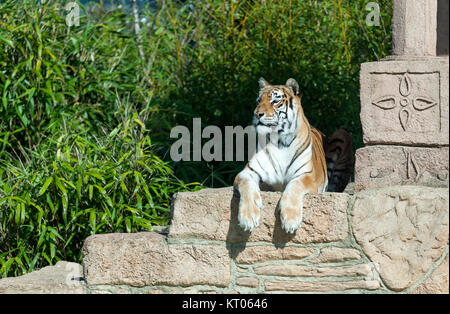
[355,0,449,192]
[392,0,437,57]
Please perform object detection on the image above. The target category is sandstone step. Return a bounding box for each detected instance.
[82,232,230,287]
[0,261,85,294]
[169,187,350,244]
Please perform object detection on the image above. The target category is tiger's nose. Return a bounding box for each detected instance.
[255,112,265,119]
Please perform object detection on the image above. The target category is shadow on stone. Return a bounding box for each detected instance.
[226,189,296,257]
[271,200,296,248]
[226,192,250,259]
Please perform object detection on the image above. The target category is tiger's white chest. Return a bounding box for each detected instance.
[249,140,312,191]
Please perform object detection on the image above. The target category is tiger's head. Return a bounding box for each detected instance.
[253,78,305,144]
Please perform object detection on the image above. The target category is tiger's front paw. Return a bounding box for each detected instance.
[280,205,303,234]
[238,195,262,232]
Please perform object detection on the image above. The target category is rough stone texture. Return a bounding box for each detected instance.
[412,253,449,294]
[4,185,447,294]
[254,264,372,278]
[391,0,437,57]
[83,232,230,287]
[236,277,259,288]
[343,182,355,195]
[265,280,380,292]
[360,58,449,146]
[0,261,85,294]
[308,247,361,264]
[354,145,449,192]
[169,187,349,244]
[352,186,449,291]
[234,246,314,265]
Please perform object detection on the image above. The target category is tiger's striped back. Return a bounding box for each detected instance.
[324,129,353,192]
[310,127,328,192]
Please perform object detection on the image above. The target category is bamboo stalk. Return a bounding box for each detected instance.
[131,0,145,61]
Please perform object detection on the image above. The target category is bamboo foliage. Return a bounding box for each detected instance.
[0,0,392,277]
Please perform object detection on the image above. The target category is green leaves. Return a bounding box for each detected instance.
[0,104,200,278]
[38,177,53,196]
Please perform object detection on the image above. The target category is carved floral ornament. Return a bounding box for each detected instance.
[372,73,438,131]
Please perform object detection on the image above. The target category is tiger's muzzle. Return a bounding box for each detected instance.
[254,113,278,127]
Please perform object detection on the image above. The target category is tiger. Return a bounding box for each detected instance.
[233,77,352,234]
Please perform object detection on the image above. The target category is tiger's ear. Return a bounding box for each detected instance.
[286,78,301,97]
[259,77,270,90]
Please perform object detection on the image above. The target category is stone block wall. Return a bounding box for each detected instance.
[1,185,447,294]
[78,186,448,294]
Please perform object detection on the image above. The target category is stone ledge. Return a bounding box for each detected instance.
[83,232,231,287]
[0,261,85,294]
[169,187,350,244]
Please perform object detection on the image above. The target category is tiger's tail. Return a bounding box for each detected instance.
[323,129,353,193]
